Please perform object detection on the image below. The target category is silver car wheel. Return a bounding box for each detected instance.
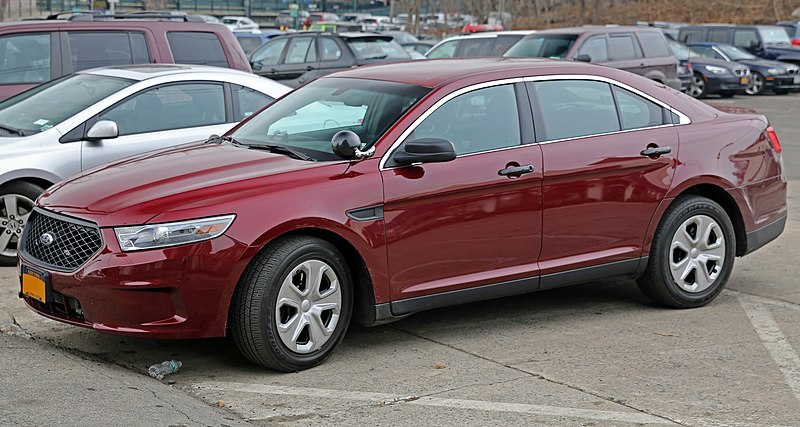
[275,259,342,354]
[0,194,34,258]
[688,74,706,98]
[745,72,763,95]
[669,214,726,293]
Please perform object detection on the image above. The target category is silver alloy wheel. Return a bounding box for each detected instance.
[745,73,763,95]
[275,259,342,354]
[0,194,34,257]
[669,214,725,293]
[688,75,705,98]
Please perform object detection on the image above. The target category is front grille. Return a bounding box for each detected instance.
[26,291,85,322]
[21,209,103,271]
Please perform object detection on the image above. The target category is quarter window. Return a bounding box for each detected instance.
[532,80,620,141]
[0,33,51,84]
[99,83,225,136]
[319,38,342,61]
[167,32,229,67]
[68,32,149,72]
[232,84,274,121]
[637,32,670,57]
[612,86,667,130]
[408,84,520,155]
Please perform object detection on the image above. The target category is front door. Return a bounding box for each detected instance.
[381,82,543,309]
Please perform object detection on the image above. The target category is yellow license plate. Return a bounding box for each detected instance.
[21,269,47,303]
[740,77,749,84]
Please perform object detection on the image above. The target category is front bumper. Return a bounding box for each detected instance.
[706,75,749,93]
[765,75,800,90]
[19,227,251,339]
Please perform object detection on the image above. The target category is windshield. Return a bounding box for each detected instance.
[503,34,577,59]
[0,73,133,136]
[231,78,430,161]
[716,44,756,60]
[348,38,410,60]
[390,33,419,44]
[760,27,791,45]
[222,18,239,24]
[668,41,697,60]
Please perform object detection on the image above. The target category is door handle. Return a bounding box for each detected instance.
[306,65,314,71]
[640,146,671,157]
[498,165,534,176]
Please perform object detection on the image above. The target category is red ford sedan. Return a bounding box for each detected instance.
[18,59,787,371]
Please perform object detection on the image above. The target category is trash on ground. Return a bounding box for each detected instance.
[148,360,182,380]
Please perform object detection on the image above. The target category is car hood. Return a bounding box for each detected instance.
[39,142,349,227]
[739,57,796,72]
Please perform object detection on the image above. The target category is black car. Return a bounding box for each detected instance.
[249,32,411,87]
[687,42,800,95]
[669,40,750,98]
[666,40,694,92]
[678,25,800,65]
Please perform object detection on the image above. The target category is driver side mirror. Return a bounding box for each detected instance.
[86,120,119,141]
[574,54,592,63]
[749,40,762,50]
[393,138,456,166]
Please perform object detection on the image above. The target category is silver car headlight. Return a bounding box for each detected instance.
[114,214,236,251]
[767,67,781,75]
[705,65,729,75]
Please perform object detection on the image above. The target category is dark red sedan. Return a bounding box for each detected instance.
[18,58,787,371]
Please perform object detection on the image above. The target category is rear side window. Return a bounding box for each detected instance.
[284,37,316,64]
[679,30,703,43]
[320,38,342,61]
[608,34,642,60]
[0,33,51,84]
[637,32,670,57]
[232,84,274,121]
[456,38,495,57]
[612,86,666,130]
[167,32,229,67]
[426,40,457,58]
[68,32,149,72]
[531,80,620,141]
[709,29,729,43]
[733,30,759,48]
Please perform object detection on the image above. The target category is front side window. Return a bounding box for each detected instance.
[733,30,759,48]
[167,32,229,67]
[577,35,608,62]
[532,80,620,141]
[232,78,429,160]
[232,84,274,121]
[0,33,51,84]
[608,34,641,60]
[408,84,520,155]
[99,83,225,136]
[68,32,149,72]
[503,35,577,59]
[251,38,289,68]
[426,40,457,58]
[0,74,133,135]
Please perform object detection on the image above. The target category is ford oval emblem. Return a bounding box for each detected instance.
[40,232,55,246]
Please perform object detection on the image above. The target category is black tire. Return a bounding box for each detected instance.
[229,235,353,371]
[637,196,736,309]
[718,90,736,98]
[0,181,45,266]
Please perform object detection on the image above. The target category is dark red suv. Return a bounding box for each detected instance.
[0,17,251,100]
[18,59,787,371]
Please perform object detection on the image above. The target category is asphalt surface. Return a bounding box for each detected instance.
[1,93,799,426]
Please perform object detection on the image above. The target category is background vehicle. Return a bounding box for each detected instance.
[235,31,285,57]
[0,65,289,264]
[0,17,251,101]
[669,40,750,98]
[504,26,682,90]
[249,32,411,87]
[687,42,800,95]
[666,39,694,92]
[678,25,800,65]
[425,31,535,59]
[777,21,800,45]
[18,59,786,372]
[222,16,260,33]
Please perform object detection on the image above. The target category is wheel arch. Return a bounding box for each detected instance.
[0,177,55,193]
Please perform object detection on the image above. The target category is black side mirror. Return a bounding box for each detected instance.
[393,138,456,166]
[575,54,592,62]
[749,40,762,50]
[331,130,362,159]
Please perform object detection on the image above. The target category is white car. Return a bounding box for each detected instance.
[0,64,290,264]
[222,16,260,33]
[425,30,536,58]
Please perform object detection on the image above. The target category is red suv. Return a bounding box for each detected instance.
[19,59,787,371]
[0,16,251,100]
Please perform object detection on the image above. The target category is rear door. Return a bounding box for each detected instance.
[64,31,150,74]
[608,32,646,76]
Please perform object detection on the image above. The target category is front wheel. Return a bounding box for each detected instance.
[688,73,707,98]
[745,72,765,95]
[637,196,736,308]
[229,236,353,371]
[0,181,45,266]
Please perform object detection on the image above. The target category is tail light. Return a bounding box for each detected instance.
[766,126,782,153]
[792,39,800,46]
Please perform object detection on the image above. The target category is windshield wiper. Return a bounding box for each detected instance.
[245,142,315,162]
[0,124,25,136]
[205,134,244,145]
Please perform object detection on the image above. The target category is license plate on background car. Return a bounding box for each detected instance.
[21,265,49,303]
[794,76,800,84]
[740,77,749,84]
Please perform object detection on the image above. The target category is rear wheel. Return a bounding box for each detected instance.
[688,73,707,98]
[637,196,735,308]
[0,181,44,266]
[230,236,352,371]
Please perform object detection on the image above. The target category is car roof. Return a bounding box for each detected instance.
[534,25,661,35]
[327,57,601,88]
[443,30,536,40]
[78,64,256,81]
[0,19,223,30]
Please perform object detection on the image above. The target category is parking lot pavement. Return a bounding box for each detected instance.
[1,94,799,426]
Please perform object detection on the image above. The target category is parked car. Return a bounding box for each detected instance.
[425,31,536,58]
[249,32,411,87]
[0,65,289,264]
[504,26,682,90]
[668,40,750,98]
[308,12,339,24]
[776,21,800,46]
[402,41,434,55]
[221,16,260,33]
[687,42,800,95]
[276,10,310,29]
[678,25,800,65]
[666,40,694,92]
[18,59,786,371]
[0,16,252,101]
[234,31,285,57]
[381,31,419,44]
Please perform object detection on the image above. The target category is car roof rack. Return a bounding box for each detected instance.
[52,13,204,22]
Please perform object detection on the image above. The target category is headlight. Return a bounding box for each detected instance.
[767,67,781,75]
[704,65,729,75]
[114,214,235,251]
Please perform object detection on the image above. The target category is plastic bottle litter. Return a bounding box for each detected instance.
[148,360,182,380]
